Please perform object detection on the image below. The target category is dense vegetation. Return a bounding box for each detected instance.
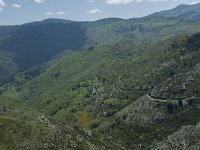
[1,15,200,84]
[1,31,200,149]
[0,3,200,150]
[149,3,200,22]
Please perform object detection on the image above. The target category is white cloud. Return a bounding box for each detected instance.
[86,9,102,14]
[46,12,54,15]
[105,0,178,4]
[56,11,66,15]
[106,0,133,4]
[145,0,169,2]
[45,11,66,16]
[190,0,200,4]
[0,0,6,11]
[12,4,21,8]
[34,0,45,4]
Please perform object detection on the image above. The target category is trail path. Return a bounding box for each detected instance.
[146,94,195,104]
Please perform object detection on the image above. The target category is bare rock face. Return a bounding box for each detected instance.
[154,122,200,150]
[0,105,13,113]
[0,105,7,112]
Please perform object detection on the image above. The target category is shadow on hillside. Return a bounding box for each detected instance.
[1,22,87,69]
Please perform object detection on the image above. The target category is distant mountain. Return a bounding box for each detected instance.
[1,3,200,84]
[148,3,200,22]
[1,16,200,84]
[26,18,78,25]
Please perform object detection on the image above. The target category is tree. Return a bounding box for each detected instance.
[178,99,183,107]
[188,99,193,106]
[167,99,175,113]
[168,69,175,78]
[78,111,90,127]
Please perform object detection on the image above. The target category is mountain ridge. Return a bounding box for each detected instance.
[148,3,200,22]
[0,3,200,149]
[1,16,200,84]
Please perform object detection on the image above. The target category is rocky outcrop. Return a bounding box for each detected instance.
[151,63,200,100]
[154,122,200,150]
[0,105,13,113]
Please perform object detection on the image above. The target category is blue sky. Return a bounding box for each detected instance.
[0,0,200,25]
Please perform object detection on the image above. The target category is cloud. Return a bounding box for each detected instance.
[0,0,6,11]
[105,0,176,4]
[145,0,169,2]
[106,0,133,4]
[56,11,66,15]
[46,12,54,15]
[86,9,102,14]
[12,4,22,8]
[190,0,200,4]
[45,11,66,16]
[34,0,45,4]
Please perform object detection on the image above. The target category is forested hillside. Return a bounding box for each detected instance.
[149,3,200,22]
[0,3,200,150]
[1,31,200,149]
[1,16,200,84]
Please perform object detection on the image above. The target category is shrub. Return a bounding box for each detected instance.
[178,99,183,107]
[78,111,90,127]
[167,99,175,113]
[89,118,102,129]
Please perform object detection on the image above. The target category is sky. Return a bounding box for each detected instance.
[0,0,200,25]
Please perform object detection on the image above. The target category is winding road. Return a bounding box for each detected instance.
[146,94,195,105]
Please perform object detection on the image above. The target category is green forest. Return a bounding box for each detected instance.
[0,3,200,150]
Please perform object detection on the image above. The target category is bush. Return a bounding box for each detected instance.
[89,118,102,129]
[168,70,175,78]
[178,99,183,107]
[188,99,193,106]
[167,99,176,113]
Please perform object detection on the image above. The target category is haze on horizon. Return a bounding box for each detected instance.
[0,0,200,25]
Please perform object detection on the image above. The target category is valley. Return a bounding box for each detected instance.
[0,3,200,150]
